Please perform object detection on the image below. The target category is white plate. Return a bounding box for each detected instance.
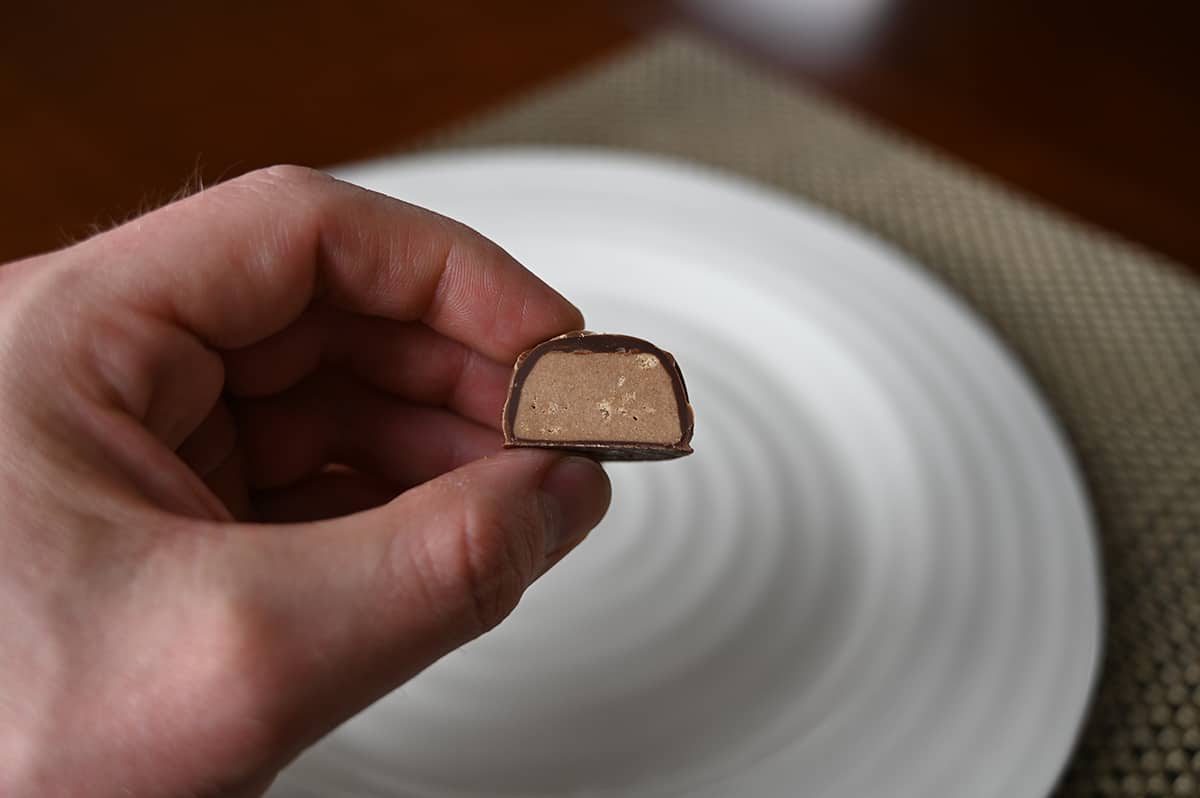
[271,149,1102,798]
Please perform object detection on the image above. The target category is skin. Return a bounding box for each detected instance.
[0,166,612,797]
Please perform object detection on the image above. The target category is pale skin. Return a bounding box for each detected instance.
[0,166,612,797]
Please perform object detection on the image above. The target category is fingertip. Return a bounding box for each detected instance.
[559,298,586,336]
[545,287,586,343]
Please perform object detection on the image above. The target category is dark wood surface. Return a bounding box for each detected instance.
[4,1,1198,272]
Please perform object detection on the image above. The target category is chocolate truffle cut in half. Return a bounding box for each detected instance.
[502,332,694,460]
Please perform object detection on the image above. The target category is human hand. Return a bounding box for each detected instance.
[0,166,611,797]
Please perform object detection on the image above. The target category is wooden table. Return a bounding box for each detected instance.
[4,1,1198,271]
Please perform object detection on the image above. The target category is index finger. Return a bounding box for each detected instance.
[81,165,583,359]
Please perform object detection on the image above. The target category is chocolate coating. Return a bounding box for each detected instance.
[502,332,694,460]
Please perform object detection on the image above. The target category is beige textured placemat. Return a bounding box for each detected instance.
[416,33,1200,797]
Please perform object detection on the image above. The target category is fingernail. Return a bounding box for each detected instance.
[540,456,609,554]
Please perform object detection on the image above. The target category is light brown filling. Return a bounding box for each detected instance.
[512,351,682,444]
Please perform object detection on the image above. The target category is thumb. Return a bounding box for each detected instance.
[211,449,609,765]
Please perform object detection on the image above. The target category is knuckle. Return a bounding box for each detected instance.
[252,164,334,189]
[414,489,542,636]
[0,264,104,418]
[189,588,297,765]
[233,166,338,226]
[461,497,540,633]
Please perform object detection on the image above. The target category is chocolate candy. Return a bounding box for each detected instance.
[502,332,694,460]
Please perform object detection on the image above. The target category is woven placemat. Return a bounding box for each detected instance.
[415,32,1200,797]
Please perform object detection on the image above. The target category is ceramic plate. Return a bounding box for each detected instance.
[269,149,1102,798]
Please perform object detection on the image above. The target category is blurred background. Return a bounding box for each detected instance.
[3,0,1198,271]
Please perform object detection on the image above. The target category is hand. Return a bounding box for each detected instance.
[0,166,611,797]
